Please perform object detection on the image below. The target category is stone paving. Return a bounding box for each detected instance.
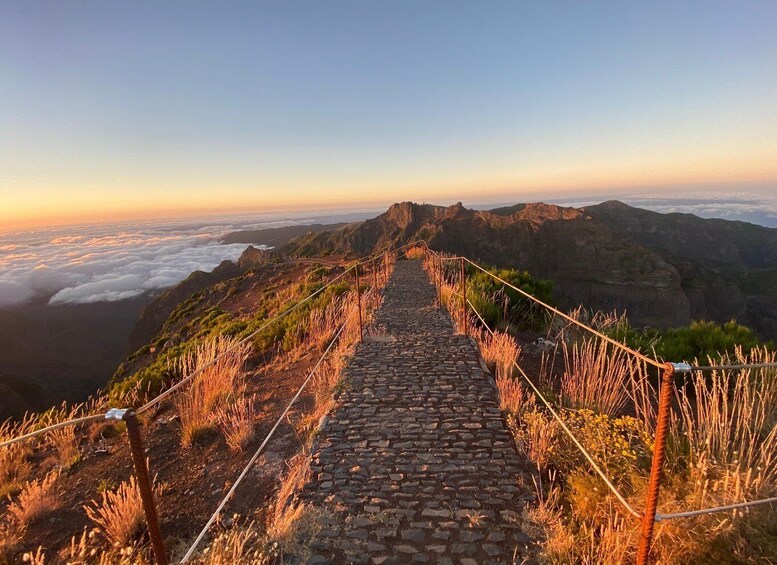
[299,260,537,564]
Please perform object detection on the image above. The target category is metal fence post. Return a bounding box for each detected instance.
[437,255,443,310]
[122,410,169,565]
[354,264,363,343]
[460,257,467,336]
[636,363,676,565]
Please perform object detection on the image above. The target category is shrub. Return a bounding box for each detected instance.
[6,470,60,528]
[467,267,553,331]
[215,395,256,452]
[609,319,772,362]
[84,475,161,546]
[558,338,635,416]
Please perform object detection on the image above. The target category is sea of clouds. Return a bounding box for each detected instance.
[0,210,373,307]
[2,190,774,309]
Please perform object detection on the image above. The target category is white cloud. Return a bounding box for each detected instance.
[0,208,372,307]
[0,224,249,306]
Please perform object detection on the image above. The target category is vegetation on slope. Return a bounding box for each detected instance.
[0,256,383,564]
[434,256,777,564]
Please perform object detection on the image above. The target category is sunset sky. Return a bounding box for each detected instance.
[1,1,776,228]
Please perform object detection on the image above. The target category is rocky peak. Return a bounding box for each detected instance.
[237,246,272,270]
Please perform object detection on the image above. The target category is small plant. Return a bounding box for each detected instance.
[84,475,161,546]
[6,470,61,529]
[558,338,633,416]
[215,395,256,452]
[49,425,81,469]
[266,454,310,550]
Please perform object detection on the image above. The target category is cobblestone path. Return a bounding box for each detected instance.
[300,260,536,564]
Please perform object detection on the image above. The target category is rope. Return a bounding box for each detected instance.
[689,362,777,372]
[0,242,407,448]
[461,257,665,369]
[656,496,777,520]
[180,303,359,562]
[464,296,643,519]
[0,414,107,449]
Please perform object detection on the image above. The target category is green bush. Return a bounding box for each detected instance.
[609,319,772,362]
[467,267,553,330]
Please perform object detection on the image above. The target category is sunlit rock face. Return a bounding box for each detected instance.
[283,200,777,337]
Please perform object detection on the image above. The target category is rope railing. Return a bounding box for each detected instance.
[0,241,416,449]
[465,297,642,519]
[180,311,355,563]
[419,244,777,563]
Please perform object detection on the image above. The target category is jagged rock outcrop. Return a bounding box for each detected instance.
[282,200,777,336]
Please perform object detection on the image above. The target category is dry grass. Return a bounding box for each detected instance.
[175,336,251,447]
[558,338,633,416]
[20,546,46,564]
[479,330,521,380]
[265,454,311,549]
[61,528,151,564]
[0,443,33,498]
[404,246,426,260]
[674,346,777,510]
[84,474,162,546]
[49,425,81,468]
[215,395,256,452]
[196,525,262,564]
[6,470,60,529]
[496,375,531,415]
[306,296,344,349]
[522,410,560,472]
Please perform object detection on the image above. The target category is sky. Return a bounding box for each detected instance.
[1,1,776,229]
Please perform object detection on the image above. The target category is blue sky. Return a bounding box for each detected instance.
[1,1,776,227]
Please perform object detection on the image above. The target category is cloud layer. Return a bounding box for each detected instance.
[0,209,379,307]
[0,227,249,306]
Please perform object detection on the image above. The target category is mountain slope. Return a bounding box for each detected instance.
[282,201,777,337]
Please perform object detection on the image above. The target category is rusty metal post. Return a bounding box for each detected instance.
[460,257,468,336]
[123,410,168,565]
[354,264,363,342]
[436,254,442,309]
[636,364,676,565]
[372,258,378,293]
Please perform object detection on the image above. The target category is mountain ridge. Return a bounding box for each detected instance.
[281,200,777,338]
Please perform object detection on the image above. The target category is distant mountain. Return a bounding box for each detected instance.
[281,200,777,339]
[220,222,347,246]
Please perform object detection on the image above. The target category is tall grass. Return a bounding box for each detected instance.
[674,346,777,509]
[174,336,251,447]
[215,395,256,452]
[84,475,162,546]
[6,470,60,529]
[558,338,633,417]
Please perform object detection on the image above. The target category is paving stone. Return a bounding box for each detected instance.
[298,260,537,563]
